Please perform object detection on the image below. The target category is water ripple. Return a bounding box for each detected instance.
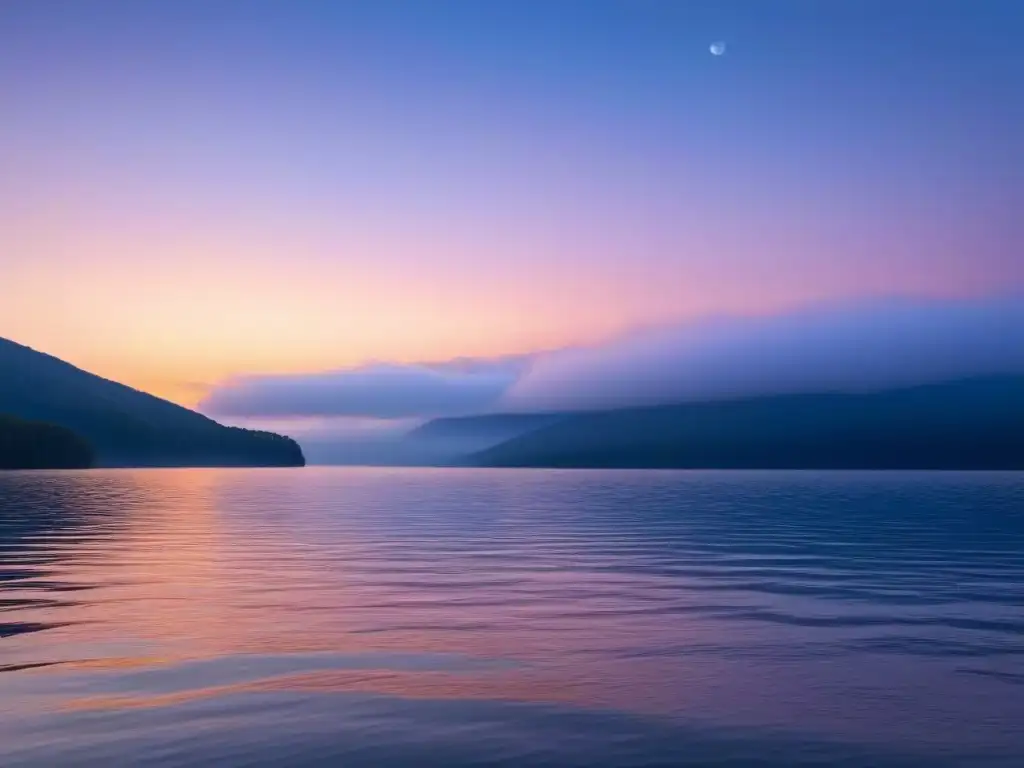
[0,468,1022,766]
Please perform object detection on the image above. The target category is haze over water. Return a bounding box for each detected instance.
[1,468,1022,766]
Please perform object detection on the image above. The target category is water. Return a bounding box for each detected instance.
[1,469,1022,767]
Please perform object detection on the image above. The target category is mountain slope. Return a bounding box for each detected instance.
[403,413,564,459]
[0,414,94,469]
[0,337,304,467]
[471,376,1024,470]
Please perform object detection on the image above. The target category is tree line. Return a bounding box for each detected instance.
[0,414,94,469]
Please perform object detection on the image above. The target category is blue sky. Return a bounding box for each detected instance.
[1,0,1020,423]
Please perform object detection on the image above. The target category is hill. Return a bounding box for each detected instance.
[404,413,563,458]
[298,414,561,466]
[0,337,304,468]
[0,414,94,469]
[471,376,1024,470]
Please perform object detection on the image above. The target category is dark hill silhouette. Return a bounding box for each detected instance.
[0,414,94,469]
[469,376,1024,470]
[0,337,304,467]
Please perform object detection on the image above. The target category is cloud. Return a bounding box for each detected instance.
[501,294,1024,411]
[201,294,1024,422]
[201,359,524,419]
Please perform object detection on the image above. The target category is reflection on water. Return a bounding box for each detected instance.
[0,468,1022,766]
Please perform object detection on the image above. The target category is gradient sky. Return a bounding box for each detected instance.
[2,0,1021,406]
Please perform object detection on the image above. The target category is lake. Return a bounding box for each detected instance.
[1,468,1022,766]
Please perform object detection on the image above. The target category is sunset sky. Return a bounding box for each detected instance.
[2,0,1021,412]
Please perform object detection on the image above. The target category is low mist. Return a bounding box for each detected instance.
[501,295,1024,412]
[203,295,1024,461]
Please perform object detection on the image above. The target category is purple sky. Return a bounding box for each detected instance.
[2,0,1020,420]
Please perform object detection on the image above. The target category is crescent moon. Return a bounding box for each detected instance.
[710,42,726,56]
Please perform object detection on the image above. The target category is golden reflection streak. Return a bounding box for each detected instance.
[43,470,536,668]
[61,669,584,713]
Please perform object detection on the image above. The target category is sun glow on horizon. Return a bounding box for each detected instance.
[2,1,1019,409]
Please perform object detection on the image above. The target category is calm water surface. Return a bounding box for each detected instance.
[0,469,1022,766]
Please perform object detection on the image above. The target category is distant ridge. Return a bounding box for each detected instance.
[405,413,563,453]
[0,337,304,468]
[466,376,1024,470]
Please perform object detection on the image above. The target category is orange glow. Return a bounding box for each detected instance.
[4,166,1003,407]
